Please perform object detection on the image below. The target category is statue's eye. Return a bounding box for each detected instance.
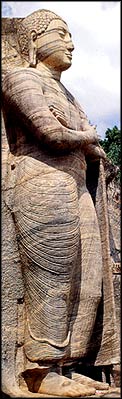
[59,30,66,38]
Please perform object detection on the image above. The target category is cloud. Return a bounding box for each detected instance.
[2,1,120,138]
[2,1,13,16]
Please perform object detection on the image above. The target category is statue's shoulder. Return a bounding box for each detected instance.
[2,67,44,88]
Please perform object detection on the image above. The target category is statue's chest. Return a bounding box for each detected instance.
[43,80,81,130]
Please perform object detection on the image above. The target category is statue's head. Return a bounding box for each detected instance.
[17,9,74,71]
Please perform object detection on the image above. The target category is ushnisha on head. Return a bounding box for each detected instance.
[17,9,74,71]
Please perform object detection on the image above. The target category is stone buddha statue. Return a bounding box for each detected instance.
[2,9,119,397]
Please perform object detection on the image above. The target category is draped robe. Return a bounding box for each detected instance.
[2,67,119,378]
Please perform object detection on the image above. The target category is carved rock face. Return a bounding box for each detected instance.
[1,9,120,397]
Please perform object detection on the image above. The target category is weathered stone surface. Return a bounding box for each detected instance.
[2,17,23,73]
[2,10,120,397]
[107,180,121,344]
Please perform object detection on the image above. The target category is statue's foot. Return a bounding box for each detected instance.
[33,371,96,397]
[71,372,109,390]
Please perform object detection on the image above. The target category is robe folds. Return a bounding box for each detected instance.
[2,68,119,382]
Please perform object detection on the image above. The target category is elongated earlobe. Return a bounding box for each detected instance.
[28,30,37,67]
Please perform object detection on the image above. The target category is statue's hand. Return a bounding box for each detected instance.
[49,105,68,127]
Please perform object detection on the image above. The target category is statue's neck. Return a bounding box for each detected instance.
[36,62,61,81]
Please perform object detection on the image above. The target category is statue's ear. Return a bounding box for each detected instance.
[28,30,37,67]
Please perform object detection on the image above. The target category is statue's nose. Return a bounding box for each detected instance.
[67,40,74,52]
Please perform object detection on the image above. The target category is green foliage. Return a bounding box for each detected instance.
[99,125,121,183]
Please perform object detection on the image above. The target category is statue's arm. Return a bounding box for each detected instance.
[2,69,98,151]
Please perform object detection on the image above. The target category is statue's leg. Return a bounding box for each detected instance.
[69,188,103,358]
[67,188,110,390]
[14,169,81,363]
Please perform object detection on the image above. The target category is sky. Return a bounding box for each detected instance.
[2,1,120,138]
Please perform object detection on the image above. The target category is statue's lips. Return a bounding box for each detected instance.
[65,52,72,59]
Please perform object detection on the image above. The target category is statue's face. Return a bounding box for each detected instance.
[36,19,74,71]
